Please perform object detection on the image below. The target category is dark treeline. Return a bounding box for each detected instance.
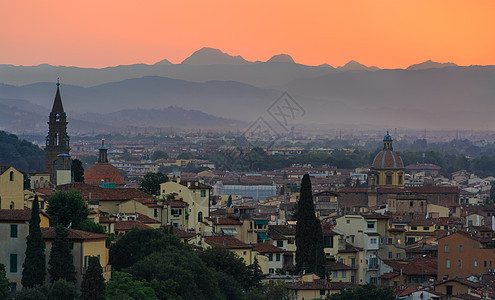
[0,131,45,172]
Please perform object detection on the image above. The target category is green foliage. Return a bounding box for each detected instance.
[139,172,169,195]
[198,247,254,291]
[47,190,89,229]
[264,280,294,300]
[128,251,223,300]
[48,226,76,283]
[227,195,232,207]
[0,131,45,172]
[81,256,105,300]
[22,194,46,288]
[79,218,106,234]
[48,279,77,300]
[105,272,158,300]
[177,152,194,160]
[109,229,184,271]
[71,159,84,182]
[326,284,394,300]
[120,149,140,161]
[0,264,10,300]
[151,150,169,161]
[295,174,326,276]
[144,278,182,300]
[14,285,48,300]
[21,170,31,190]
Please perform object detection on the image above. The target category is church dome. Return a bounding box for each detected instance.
[84,163,124,185]
[84,137,124,185]
[372,131,404,169]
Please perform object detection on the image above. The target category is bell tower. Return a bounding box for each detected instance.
[45,79,70,183]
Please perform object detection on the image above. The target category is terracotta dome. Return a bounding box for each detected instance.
[84,162,124,185]
[371,131,404,169]
[372,150,404,169]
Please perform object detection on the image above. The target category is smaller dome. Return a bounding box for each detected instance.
[84,163,124,185]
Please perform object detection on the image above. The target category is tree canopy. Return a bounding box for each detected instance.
[47,190,89,229]
[22,194,46,288]
[71,159,84,182]
[295,174,326,276]
[0,131,45,172]
[139,172,169,195]
[151,150,169,161]
[81,256,105,300]
[48,226,76,283]
[327,284,394,300]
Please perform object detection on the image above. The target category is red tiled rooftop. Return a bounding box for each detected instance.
[269,224,296,235]
[41,227,108,240]
[254,243,284,253]
[0,209,31,221]
[207,217,242,225]
[114,220,152,231]
[204,236,250,249]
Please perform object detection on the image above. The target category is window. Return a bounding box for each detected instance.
[388,238,392,244]
[484,261,487,267]
[154,209,158,218]
[444,245,449,253]
[458,260,462,269]
[367,222,375,229]
[269,268,274,274]
[200,190,206,197]
[411,226,417,230]
[423,226,429,230]
[333,271,338,278]
[198,212,203,223]
[351,258,356,268]
[276,254,280,261]
[410,201,413,207]
[388,252,392,259]
[386,174,392,185]
[446,285,453,296]
[171,209,182,216]
[398,174,403,185]
[370,238,377,244]
[277,241,284,248]
[446,259,450,269]
[320,289,325,296]
[10,224,18,238]
[475,260,478,267]
[346,220,350,224]
[351,236,355,243]
[269,254,273,261]
[10,254,17,272]
[459,245,463,253]
[10,171,14,181]
[342,270,347,278]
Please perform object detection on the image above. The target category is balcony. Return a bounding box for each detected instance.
[367,263,379,270]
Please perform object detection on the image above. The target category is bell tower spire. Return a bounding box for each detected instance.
[45,78,71,184]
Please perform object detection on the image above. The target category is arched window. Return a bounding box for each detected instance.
[9,171,14,181]
[198,211,203,223]
[10,201,14,209]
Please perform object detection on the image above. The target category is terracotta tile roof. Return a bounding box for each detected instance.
[204,236,251,249]
[383,257,437,275]
[41,227,108,240]
[381,271,400,280]
[161,200,188,208]
[327,261,353,270]
[0,166,12,175]
[339,242,362,253]
[118,213,160,224]
[290,280,354,291]
[254,243,284,253]
[114,220,152,231]
[38,188,55,196]
[178,180,211,190]
[269,224,296,235]
[0,209,31,221]
[163,225,195,239]
[207,217,242,225]
[57,182,151,201]
[268,229,288,241]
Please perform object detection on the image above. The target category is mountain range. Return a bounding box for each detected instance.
[0,47,494,132]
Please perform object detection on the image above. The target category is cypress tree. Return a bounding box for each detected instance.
[227,195,232,207]
[0,264,9,300]
[22,194,46,288]
[295,174,326,276]
[81,256,105,300]
[48,226,76,283]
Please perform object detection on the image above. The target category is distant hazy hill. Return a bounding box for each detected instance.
[0,130,45,172]
[267,54,295,64]
[181,47,250,66]
[337,60,380,71]
[406,60,458,70]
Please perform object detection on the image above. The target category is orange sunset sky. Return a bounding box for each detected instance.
[1,0,494,68]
